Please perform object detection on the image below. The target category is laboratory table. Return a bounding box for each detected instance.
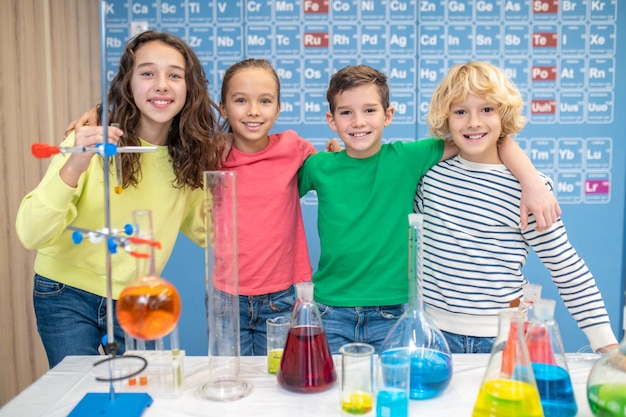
[0,353,600,417]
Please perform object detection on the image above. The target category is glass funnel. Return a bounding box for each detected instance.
[200,171,252,401]
[379,213,452,400]
[587,293,626,416]
[116,210,181,341]
[472,308,544,417]
[277,282,336,393]
[525,299,577,417]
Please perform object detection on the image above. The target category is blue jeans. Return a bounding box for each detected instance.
[33,274,126,368]
[317,303,406,354]
[442,330,495,354]
[238,286,296,356]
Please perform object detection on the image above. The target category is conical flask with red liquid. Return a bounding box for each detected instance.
[473,309,544,417]
[379,213,452,400]
[116,210,181,341]
[525,299,577,417]
[277,282,336,393]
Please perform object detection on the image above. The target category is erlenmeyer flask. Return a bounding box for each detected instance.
[587,292,626,416]
[525,299,577,417]
[116,210,181,341]
[380,213,453,400]
[200,171,252,401]
[277,282,336,393]
[472,309,544,417]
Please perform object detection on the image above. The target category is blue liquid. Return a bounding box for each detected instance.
[376,389,408,417]
[532,363,577,417]
[408,349,453,399]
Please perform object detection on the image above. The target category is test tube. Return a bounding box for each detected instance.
[111,123,123,194]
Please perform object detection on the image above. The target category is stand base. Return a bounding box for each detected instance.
[68,392,153,417]
[198,378,253,401]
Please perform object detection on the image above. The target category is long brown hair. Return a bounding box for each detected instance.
[99,30,222,189]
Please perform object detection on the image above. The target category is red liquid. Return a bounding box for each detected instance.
[116,279,181,341]
[277,325,336,393]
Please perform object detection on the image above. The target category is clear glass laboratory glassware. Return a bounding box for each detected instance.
[379,213,453,400]
[525,299,577,417]
[520,283,543,331]
[472,309,544,417]
[200,171,252,401]
[116,209,181,341]
[277,282,336,393]
[587,291,626,416]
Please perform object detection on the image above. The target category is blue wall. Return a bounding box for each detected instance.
[107,0,626,355]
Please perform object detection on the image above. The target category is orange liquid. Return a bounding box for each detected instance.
[114,185,123,194]
[116,279,181,340]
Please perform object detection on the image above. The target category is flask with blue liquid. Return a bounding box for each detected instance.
[525,299,577,417]
[378,214,453,403]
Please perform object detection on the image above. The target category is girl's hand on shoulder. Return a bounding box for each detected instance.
[216,133,234,167]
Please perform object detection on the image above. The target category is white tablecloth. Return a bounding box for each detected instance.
[0,353,600,417]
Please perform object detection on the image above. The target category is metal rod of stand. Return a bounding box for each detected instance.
[98,0,115,401]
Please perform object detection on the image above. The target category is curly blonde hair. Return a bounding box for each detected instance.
[428,61,525,143]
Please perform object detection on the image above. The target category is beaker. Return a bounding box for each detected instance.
[116,210,181,341]
[277,282,336,393]
[379,213,452,400]
[472,309,544,417]
[199,171,252,401]
[587,292,626,416]
[525,299,577,417]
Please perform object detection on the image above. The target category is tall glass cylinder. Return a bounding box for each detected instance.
[200,171,251,401]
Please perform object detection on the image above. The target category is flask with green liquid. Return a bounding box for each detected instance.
[587,292,626,417]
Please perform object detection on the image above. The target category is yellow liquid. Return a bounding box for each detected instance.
[267,348,283,375]
[472,379,544,417]
[342,391,373,414]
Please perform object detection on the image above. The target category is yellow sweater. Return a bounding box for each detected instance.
[15,132,205,299]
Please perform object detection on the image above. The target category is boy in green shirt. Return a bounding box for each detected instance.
[298,64,560,353]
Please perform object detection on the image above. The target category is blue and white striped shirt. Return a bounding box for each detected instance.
[415,155,616,351]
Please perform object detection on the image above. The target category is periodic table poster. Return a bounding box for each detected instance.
[104,0,625,354]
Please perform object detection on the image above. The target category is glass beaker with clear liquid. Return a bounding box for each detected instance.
[277,282,336,393]
[380,213,453,400]
[473,308,544,417]
[587,292,626,416]
[525,299,577,417]
[116,209,181,341]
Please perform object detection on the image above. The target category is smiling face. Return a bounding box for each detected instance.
[326,84,394,159]
[130,40,187,144]
[447,93,502,164]
[219,66,280,153]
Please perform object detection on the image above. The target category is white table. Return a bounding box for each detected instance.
[0,353,600,417]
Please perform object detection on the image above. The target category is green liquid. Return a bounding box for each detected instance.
[267,348,283,375]
[588,383,626,416]
[473,379,544,417]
